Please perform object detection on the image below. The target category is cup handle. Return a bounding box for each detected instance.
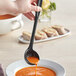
[11,19,23,31]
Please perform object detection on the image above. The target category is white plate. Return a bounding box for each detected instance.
[18,28,71,44]
[6,59,65,76]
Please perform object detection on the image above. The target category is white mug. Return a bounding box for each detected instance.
[0,14,23,35]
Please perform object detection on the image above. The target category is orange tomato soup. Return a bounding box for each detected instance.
[27,57,39,64]
[0,14,15,20]
[27,57,39,76]
[15,66,56,76]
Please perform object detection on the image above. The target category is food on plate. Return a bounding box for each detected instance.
[35,33,43,40]
[22,31,31,41]
[52,25,66,35]
[22,25,67,41]
[35,30,47,40]
[42,27,59,37]
[22,30,47,40]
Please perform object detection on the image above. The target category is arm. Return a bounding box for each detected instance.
[0,0,42,20]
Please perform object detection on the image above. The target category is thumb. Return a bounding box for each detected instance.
[30,5,42,12]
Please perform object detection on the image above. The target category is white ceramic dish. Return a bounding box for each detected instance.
[6,59,65,76]
[0,14,23,35]
[18,28,71,43]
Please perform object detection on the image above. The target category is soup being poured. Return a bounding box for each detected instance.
[15,57,56,76]
[0,14,15,20]
[27,57,39,76]
[15,66,56,76]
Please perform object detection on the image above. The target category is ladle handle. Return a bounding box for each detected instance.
[37,0,42,17]
[28,12,38,49]
[28,0,42,49]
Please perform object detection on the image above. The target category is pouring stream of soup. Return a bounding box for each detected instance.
[15,57,56,76]
[27,57,39,76]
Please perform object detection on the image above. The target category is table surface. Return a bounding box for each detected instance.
[0,0,76,76]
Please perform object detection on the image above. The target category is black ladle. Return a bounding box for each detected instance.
[24,0,42,65]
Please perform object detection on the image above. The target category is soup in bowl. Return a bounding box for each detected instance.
[0,14,23,35]
[6,59,65,76]
[0,14,15,20]
[15,66,56,76]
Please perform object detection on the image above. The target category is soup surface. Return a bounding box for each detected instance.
[15,66,56,76]
[0,14,15,20]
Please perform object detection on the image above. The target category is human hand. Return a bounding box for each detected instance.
[0,0,42,20]
[16,0,42,20]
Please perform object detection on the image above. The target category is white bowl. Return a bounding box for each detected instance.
[0,14,23,35]
[6,59,65,76]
